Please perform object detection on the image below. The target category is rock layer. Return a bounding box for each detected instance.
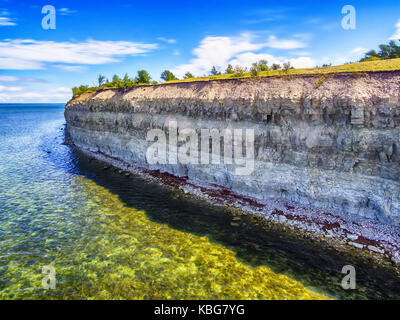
[65,71,400,225]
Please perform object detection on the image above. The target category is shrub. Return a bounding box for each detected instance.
[233,65,247,77]
[271,63,281,70]
[250,60,270,76]
[250,63,260,76]
[72,85,89,97]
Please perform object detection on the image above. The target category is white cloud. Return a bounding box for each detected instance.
[0,85,22,92]
[157,37,177,44]
[0,39,158,70]
[0,87,72,103]
[0,75,18,82]
[350,47,368,55]
[0,16,15,26]
[389,20,400,40]
[53,64,86,72]
[172,33,312,78]
[266,35,306,49]
[58,8,77,16]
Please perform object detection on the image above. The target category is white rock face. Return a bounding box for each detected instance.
[65,72,400,226]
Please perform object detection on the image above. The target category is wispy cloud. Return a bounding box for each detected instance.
[350,47,368,55]
[266,35,306,49]
[0,10,16,26]
[0,75,48,83]
[157,37,177,44]
[58,8,77,16]
[0,86,72,103]
[389,19,400,40]
[243,8,289,24]
[0,39,158,70]
[172,33,312,77]
[0,85,22,92]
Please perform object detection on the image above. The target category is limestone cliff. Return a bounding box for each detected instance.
[65,71,400,226]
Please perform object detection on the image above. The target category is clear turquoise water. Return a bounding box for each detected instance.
[0,104,399,300]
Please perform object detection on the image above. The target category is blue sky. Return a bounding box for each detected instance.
[0,0,400,102]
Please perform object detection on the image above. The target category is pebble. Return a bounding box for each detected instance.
[349,241,364,249]
[367,245,385,254]
[391,252,400,265]
[346,233,358,241]
[278,215,287,223]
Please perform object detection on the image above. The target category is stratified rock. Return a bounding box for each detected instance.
[65,71,400,227]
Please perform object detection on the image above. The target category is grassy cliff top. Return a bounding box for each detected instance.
[70,58,400,102]
[166,58,400,84]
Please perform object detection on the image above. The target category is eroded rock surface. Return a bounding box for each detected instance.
[65,71,400,225]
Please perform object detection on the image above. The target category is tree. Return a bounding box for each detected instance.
[257,60,269,71]
[282,62,292,73]
[360,40,400,61]
[122,73,135,88]
[225,64,234,74]
[271,63,281,70]
[250,60,270,76]
[98,74,105,87]
[161,70,178,82]
[379,44,391,58]
[184,72,194,79]
[250,63,260,76]
[136,70,151,84]
[112,74,121,87]
[210,66,221,76]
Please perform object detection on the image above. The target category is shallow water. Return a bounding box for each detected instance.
[0,104,399,300]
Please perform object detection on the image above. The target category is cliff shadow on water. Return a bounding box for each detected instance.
[48,132,400,300]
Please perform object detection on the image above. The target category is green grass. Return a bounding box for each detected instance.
[164,58,400,84]
[72,58,400,99]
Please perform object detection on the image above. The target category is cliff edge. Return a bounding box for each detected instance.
[65,71,400,226]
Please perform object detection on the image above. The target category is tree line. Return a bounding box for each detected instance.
[72,60,294,97]
[360,39,400,62]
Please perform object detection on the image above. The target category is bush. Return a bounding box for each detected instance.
[250,60,270,76]
[233,65,247,77]
[72,85,89,97]
[250,63,260,76]
[271,63,281,70]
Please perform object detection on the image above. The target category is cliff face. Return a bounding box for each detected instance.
[65,71,400,225]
